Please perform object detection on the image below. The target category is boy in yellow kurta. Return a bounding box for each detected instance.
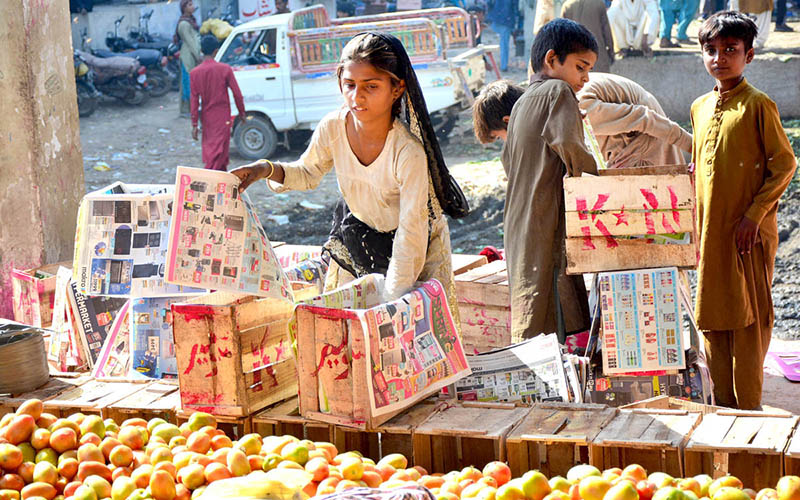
[692,11,797,409]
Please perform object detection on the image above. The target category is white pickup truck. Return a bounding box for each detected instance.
[215,5,495,159]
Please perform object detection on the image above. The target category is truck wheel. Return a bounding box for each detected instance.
[234,115,278,160]
[432,112,457,143]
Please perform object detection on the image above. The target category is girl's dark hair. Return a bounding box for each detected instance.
[336,33,405,118]
[472,80,525,144]
[698,11,758,51]
[530,18,598,73]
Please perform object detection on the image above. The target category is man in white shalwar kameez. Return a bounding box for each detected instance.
[607,0,660,55]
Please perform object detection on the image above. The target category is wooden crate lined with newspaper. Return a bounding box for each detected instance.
[295,276,470,430]
[454,260,511,354]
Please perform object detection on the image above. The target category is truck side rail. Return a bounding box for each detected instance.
[289,5,331,30]
[332,7,478,49]
[288,18,443,74]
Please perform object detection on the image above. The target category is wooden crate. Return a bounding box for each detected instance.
[684,410,798,490]
[0,374,91,416]
[564,166,697,274]
[42,379,148,418]
[590,408,702,477]
[506,403,618,477]
[11,262,70,328]
[454,260,511,354]
[105,381,180,424]
[176,411,252,440]
[413,402,531,473]
[172,292,297,417]
[251,397,332,442]
[332,400,440,461]
[784,422,800,476]
[621,395,721,414]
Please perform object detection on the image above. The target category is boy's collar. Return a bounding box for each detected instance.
[714,77,749,101]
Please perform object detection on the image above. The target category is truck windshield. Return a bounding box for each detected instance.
[220,28,277,66]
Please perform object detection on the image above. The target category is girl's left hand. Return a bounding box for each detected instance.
[230,160,268,193]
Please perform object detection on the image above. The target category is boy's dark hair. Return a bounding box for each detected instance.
[472,80,525,144]
[201,35,219,56]
[698,11,758,51]
[530,18,598,73]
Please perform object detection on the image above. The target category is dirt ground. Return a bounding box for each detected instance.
[79,40,800,410]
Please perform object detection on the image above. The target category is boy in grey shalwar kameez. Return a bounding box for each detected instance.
[502,19,599,341]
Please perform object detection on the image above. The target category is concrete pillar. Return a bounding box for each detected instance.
[0,0,85,319]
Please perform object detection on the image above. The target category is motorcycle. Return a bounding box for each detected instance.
[126,10,181,91]
[75,49,149,106]
[73,51,100,117]
[99,18,172,97]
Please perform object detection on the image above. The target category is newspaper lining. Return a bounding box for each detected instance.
[600,267,686,374]
[165,166,292,300]
[73,183,202,297]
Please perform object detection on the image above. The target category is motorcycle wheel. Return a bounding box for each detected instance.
[167,60,180,91]
[76,80,98,117]
[123,89,148,106]
[146,68,170,97]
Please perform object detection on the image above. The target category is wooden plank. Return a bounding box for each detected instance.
[296,309,319,416]
[564,174,694,212]
[566,209,694,238]
[721,417,765,448]
[750,416,798,452]
[638,413,699,447]
[455,260,507,283]
[787,427,800,457]
[4,375,92,405]
[456,281,509,308]
[415,405,531,438]
[378,401,439,433]
[686,414,737,450]
[110,382,179,411]
[566,237,697,274]
[452,254,488,276]
[349,320,369,425]
[597,165,690,176]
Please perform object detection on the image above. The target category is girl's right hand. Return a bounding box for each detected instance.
[231,160,268,193]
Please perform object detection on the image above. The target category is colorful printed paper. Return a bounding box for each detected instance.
[599,267,685,374]
[165,167,293,300]
[92,300,132,379]
[67,284,127,366]
[130,296,192,379]
[73,183,204,297]
[454,334,573,404]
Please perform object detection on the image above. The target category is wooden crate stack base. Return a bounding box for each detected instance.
[0,374,91,416]
[684,410,798,490]
[176,410,252,440]
[784,421,800,476]
[412,402,531,474]
[621,395,722,414]
[454,260,511,354]
[332,400,440,462]
[590,408,702,477]
[42,379,147,419]
[251,397,331,442]
[506,403,618,478]
[105,381,181,425]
